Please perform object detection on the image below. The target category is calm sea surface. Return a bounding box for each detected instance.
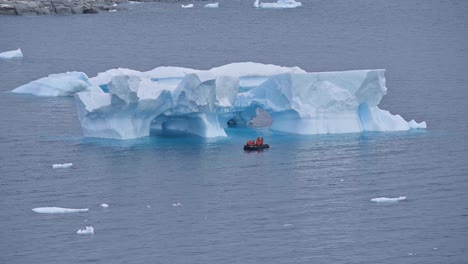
[1,0,467,263]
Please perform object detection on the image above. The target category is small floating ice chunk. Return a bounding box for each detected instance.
[32,207,89,214]
[409,119,427,129]
[340,179,345,182]
[77,226,94,235]
[112,3,117,6]
[52,163,73,169]
[109,9,117,12]
[283,223,293,227]
[204,2,218,8]
[182,4,193,8]
[100,203,109,208]
[0,48,23,60]
[172,202,183,207]
[146,205,151,208]
[370,196,407,203]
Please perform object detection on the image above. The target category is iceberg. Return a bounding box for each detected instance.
[12,72,91,97]
[0,48,23,60]
[52,163,73,169]
[204,2,219,8]
[74,63,425,139]
[32,207,89,213]
[12,62,425,139]
[370,196,407,203]
[254,0,302,9]
[181,4,193,8]
[77,226,94,235]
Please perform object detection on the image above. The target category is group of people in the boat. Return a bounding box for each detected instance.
[246,137,264,146]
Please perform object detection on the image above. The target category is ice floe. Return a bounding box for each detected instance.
[254,0,302,9]
[32,207,89,213]
[172,202,183,207]
[0,48,23,60]
[370,196,407,203]
[100,203,109,208]
[52,163,73,169]
[77,226,94,235]
[182,4,193,8]
[204,2,219,8]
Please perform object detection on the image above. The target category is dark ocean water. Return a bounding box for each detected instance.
[1,0,468,263]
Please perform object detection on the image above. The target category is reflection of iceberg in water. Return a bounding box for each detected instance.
[254,0,302,9]
[12,62,426,140]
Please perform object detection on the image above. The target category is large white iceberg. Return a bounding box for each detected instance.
[0,48,23,60]
[12,62,426,139]
[254,0,302,9]
[12,72,92,97]
[73,63,425,139]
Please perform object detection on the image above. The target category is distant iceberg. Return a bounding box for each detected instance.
[52,163,73,169]
[12,62,426,139]
[254,0,302,9]
[77,226,94,235]
[204,2,219,8]
[32,207,89,213]
[182,4,193,8]
[0,48,23,60]
[371,196,407,203]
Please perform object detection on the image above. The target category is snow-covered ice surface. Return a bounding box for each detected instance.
[0,48,23,60]
[204,3,219,8]
[182,4,193,8]
[254,0,302,9]
[370,196,407,203]
[32,207,89,213]
[77,226,94,235]
[52,163,73,169]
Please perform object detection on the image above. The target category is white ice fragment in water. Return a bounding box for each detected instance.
[182,4,193,8]
[433,247,438,250]
[77,226,94,235]
[254,0,302,9]
[0,48,23,60]
[109,9,117,12]
[204,2,218,8]
[32,207,89,214]
[146,205,151,208]
[340,179,345,182]
[283,223,293,227]
[112,3,117,6]
[52,163,73,169]
[172,202,183,207]
[370,196,407,203]
[100,203,109,208]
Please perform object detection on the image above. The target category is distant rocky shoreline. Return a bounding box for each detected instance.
[0,0,202,15]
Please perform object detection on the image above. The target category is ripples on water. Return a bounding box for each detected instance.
[1,0,468,263]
